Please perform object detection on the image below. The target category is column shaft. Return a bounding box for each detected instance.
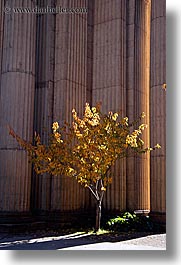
[150,0,166,215]
[52,0,89,211]
[0,0,36,212]
[0,0,4,81]
[127,0,151,211]
[31,0,56,212]
[126,0,136,210]
[92,0,127,211]
[135,0,151,211]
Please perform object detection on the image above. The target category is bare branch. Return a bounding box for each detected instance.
[88,185,99,201]
[100,190,104,203]
[95,180,99,199]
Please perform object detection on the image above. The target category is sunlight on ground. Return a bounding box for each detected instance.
[0,232,88,248]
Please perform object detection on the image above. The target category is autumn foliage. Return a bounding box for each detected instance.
[9,103,161,231]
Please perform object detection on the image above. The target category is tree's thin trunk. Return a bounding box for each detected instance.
[89,180,105,232]
[95,200,102,232]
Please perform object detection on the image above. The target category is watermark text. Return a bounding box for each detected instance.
[4,5,88,15]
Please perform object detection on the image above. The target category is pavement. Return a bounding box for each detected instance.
[0,232,166,250]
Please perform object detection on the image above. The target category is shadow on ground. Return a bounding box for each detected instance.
[0,230,164,250]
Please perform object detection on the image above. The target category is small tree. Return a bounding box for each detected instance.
[66,103,160,231]
[9,103,160,232]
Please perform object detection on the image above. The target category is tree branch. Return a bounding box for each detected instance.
[88,185,99,201]
[95,180,99,199]
[100,190,104,203]
[99,179,105,203]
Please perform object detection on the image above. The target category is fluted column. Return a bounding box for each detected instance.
[92,0,127,211]
[86,0,94,104]
[31,0,56,212]
[0,1,4,81]
[150,0,166,216]
[126,0,136,210]
[52,0,89,211]
[134,0,151,211]
[126,0,151,212]
[0,0,36,212]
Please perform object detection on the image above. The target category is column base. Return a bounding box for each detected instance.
[134,209,150,217]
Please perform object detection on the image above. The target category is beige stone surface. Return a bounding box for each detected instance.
[150,0,166,213]
[0,0,36,211]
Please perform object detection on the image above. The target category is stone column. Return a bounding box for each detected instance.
[52,0,89,211]
[0,1,4,81]
[134,0,151,212]
[92,0,127,211]
[0,0,36,212]
[127,0,151,212]
[150,0,166,219]
[86,0,94,104]
[126,0,136,210]
[31,0,56,212]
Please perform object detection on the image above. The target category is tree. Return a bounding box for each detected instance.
[9,103,161,231]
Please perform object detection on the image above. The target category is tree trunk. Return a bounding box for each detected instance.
[95,200,102,232]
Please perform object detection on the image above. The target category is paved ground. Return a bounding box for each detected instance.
[0,231,166,250]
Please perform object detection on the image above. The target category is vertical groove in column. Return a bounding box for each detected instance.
[133,0,151,211]
[92,0,127,211]
[0,0,36,212]
[150,0,166,214]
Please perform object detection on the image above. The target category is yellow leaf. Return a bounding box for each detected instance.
[162,83,167,90]
[52,122,59,132]
[155,143,161,149]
